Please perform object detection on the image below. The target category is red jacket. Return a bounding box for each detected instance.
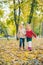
[26,30,37,38]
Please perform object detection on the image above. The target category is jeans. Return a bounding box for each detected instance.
[19,38,25,49]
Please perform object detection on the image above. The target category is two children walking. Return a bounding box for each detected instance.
[17,22,37,51]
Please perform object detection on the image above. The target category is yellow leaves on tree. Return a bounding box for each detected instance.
[8,22,16,35]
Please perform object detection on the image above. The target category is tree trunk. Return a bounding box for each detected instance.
[13,0,20,39]
[13,0,17,39]
[16,0,21,33]
[18,0,20,23]
[28,0,36,24]
[13,0,16,24]
[41,22,43,37]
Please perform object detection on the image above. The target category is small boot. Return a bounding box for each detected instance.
[28,47,32,51]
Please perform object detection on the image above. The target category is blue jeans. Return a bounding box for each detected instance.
[19,38,25,49]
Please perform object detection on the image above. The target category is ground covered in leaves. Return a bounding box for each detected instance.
[0,38,43,65]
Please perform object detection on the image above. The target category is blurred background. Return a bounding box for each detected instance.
[0,0,43,38]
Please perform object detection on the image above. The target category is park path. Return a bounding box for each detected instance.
[0,38,43,65]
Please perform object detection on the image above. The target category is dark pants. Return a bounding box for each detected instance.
[19,38,25,49]
[26,37,32,42]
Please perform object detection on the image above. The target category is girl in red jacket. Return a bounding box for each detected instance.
[26,23,37,51]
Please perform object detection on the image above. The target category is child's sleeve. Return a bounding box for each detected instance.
[32,31,37,38]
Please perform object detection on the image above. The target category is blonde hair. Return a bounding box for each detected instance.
[19,23,24,30]
[26,23,32,30]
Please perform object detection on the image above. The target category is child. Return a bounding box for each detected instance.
[26,23,37,51]
[18,22,26,50]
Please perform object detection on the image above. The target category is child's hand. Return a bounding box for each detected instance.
[36,36,39,40]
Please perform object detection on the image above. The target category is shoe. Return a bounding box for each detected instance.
[28,47,32,51]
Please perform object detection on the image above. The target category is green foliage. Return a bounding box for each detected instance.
[0,22,8,37]
[0,9,4,17]
[34,26,40,35]
[0,0,43,37]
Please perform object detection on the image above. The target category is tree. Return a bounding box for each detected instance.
[0,0,43,37]
[28,0,37,24]
[13,0,17,34]
[13,0,21,35]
